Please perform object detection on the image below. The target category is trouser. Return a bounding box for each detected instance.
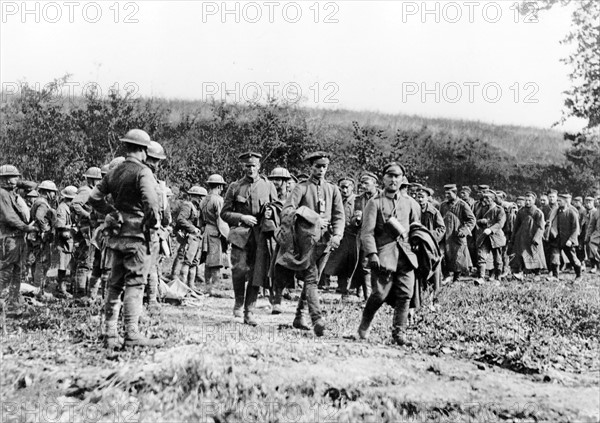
[294,248,331,325]
[359,257,414,338]
[549,244,581,276]
[576,245,587,264]
[104,238,152,338]
[73,237,93,296]
[271,264,295,306]
[146,239,160,303]
[477,242,503,277]
[177,234,202,288]
[0,235,25,307]
[588,242,599,267]
[231,245,260,314]
[31,242,53,290]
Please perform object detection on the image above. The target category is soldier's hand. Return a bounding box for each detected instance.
[566,240,572,248]
[368,253,380,269]
[330,235,341,250]
[483,228,492,236]
[241,215,258,227]
[320,219,330,230]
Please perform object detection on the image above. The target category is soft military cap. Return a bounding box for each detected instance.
[444,184,458,192]
[574,196,583,202]
[460,186,472,194]
[382,162,405,176]
[584,196,595,202]
[478,184,490,191]
[558,193,570,200]
[525,191,537,199]
[305,151,331,164]
[517,196,526,201]
[239,152,262,165]
[420,187,434,196]
[360,172,379,182]
[338,177,355,186]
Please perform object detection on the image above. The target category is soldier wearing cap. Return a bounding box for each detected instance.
[0,165,38,315]
[494,190,515,278]
[543,193,581,280]
[585,196,600,273]
[572,196,588,267]
[539,194,549,208]
[287,174,298,196]
[54,186,78,298]
[172,185,207,288]
[473,191,506,284]
[321,176,358,300]
[28,180,58,292]
[458,186,475,210]
[278,151,344,335]
[268,167,292,202]
[25,189,39,209]
[71,166,103,298]
[221,152,278,325]
[89,129,162,348]
[357,162,420,345]
[199,174,229,290]
[541,189,559,269]
[440,184,476,283]
[509,191,546,279]
[296,173,310,183]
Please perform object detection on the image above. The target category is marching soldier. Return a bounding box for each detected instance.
[199,174,229,291]
[416,187,445,294]
[440,184,476,283]
[495,190,515,278]
[221,152,277,325]
[71,166,103,298]
[55,185,78,298]
[474,192,506,284]
[29,180,58,292]
[458,186,475,210]
[544,193,582,280]
[585,197,599,273]
[509,192,546,279]
[0,165,37,315]
[322,177,358,300]
[89,129,162,348]
[269,168,292,202]
[357,162,421,345]
[25,189,38,209]
[173,186,207,288]
[282,151,344,336]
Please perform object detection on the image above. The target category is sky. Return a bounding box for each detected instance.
[0,0,587,131]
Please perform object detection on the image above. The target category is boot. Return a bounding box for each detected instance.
[123,285,163,348]
[188,265,197,290]
[103,285,123,349]
[171,256,183,280]
[54,270,72,299]
[180,265,190,287]
[357,315,371,340]
[574,264,582,280]
[232,277,245,318]
[474,265,486,286]
[74,268,89,298]
[243,285,259,326]
[293,297,310,330]
[313,318,326,337]
[391,299,410,346]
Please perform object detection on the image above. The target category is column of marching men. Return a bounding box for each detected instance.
[1,129,599,349]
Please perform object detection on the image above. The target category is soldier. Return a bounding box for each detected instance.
[458,186,475,210]
[357,162,421,345]
[55,186,77,298]
[509,192,546,279]
[539,194,549,208]
[350,172,380,300]
[287,174,298,196]
[474,192,506,284]
[199,174,229,291]
[416,187,445,293]
[440,184,476,283]
[173,186,207,288]
[144,141,168,308]
[573,196,588,268]
[25,189,38,209]
[544,193,581,280]
[221,152,277,325]
[71,166,103,298]
[585,197,599,274]
[583,197,597,273]
[269,167,292,201]
[281,151,344,336]
[541,189,558,270]
[89,129,162,348]
[29,180,58,292]
[408,183,423,199]
[0,165,37,315]
[516,196,526,210]
[322,177,358,300]
[495,190,515,278]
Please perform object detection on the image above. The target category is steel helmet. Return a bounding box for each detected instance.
[0,165,21,177]
[109,156,126,170]
[269,167,291,180]
[100,164,110,175]
[119,129,151,147]
[61,185,78,199]
[26,189,39,198]
[147,141,167,160]
[38,180,58,192]
[187,186,207,196]
[84,167,102,179]
[206,174,226,185]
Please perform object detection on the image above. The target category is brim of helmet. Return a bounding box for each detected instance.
[84,174,102,179]
[206,181,226,185]
[61,194,75,198]
[147,153,167,160]
[119,138,150,147]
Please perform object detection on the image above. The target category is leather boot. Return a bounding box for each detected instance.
[171,255,183,280]
[292,300,311,330]
[103,285,123,349]
[188,266,197,290]
[74,268,88,298]
[180,265,190,286]
[244,285,259,326]
[392,299,410,346]
[54,270,72,299]
[123,285,163,347]
[474,265,486,286]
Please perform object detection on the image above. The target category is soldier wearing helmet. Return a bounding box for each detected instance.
[0,165,37,315]
[268,167,292,202]
[29,180,58,292]
[71,166,103,298]
[198,174,229,291]
[54,186,78,298]
[221,152,278,326]
[89,129,162,349]
[171,185,207,288]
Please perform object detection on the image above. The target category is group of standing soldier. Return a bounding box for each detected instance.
[2,130,599,348]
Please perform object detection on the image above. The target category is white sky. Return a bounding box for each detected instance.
[0,1,587,131]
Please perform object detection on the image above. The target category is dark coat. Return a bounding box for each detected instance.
[475,203,507,249]
[510,205,546,270]
[439,198,475,272]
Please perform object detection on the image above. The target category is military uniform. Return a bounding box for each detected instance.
[475,200,506,280]
[418,201,445,293]
[510,205,546,272]
[71,184,97,295]
[0,186,32,310]
[174,198,202,287]
[89,154,161,345]
[544,203,581,278]
[221,172,277,321]
[29,196,56,290]
[199,193,229,286]
[585,207,600,268]
[55,199,75,294]
[440,197,476,277]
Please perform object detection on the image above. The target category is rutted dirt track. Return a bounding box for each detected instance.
[1,277,599,422]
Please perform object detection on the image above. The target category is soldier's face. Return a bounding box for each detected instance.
[339,182,353,198]
[585,199,594,210]
[445,190,457,201]
[573,199,582,208]
[516,199,525,208]
[382,172,401,193]
[360,178,377,194]
[271,178,284,189]
[548,193,557,204]
[1,176,18,190]
[525,195,534,207]
[557,198,566,208]
[416,192,428,206]
[483,197,493,207]
[286,180,296,192]
[458,191,469,200]
[310,161,329,179]
[540,196,548,206]
[245,163,260,178]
